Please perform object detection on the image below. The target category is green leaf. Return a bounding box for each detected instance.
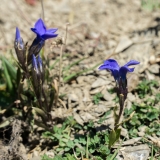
[89,148,95,153]
[104,134,109,144]
[42,131,55,140]
[66,154,76,160]
[53,126,59,133]
[66,140,74,148]
[63,57,86,72]
[2,58,13,91]
[41,154,54,160]
[59,141,66,147]
[64,147,70,152]
[98,110,111,124]
[0,116,15,128]
[109,130,116,148]
[32,107,47,120]
[61,137,69,143]
[63,62,102,82]
[16,67,21,86]
[63,134,70,139]
[115,128,121,141]
[2,56,16,80]
[34,120,49,130]
[20,94,28,101]
[56,147,64,152]
[54,133,62,140]
[109,129,121,148]
[0,83,6,91]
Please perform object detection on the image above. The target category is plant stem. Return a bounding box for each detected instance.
[42,87,51,121]
[41,0,45,21]
[86,133,89,159]
[55,23,69,107]
[115,94,124,129]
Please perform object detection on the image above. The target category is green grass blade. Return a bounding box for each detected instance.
[2,57,13,91]
[63,61,102,82]
[109,137,124,160]
[2,56,16,80]
[50,54,70,70]
[63,57,86,72]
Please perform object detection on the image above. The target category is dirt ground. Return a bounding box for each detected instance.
[0,0,160,159]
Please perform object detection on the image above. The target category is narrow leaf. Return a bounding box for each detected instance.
[2,56,16,80]
[109,130,117,148]
[0,116,14,128]
[2,58,12,91]
[32,107,47,120]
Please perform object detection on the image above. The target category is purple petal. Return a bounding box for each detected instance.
[119,66,128,79]
[120,66,134,73]
[124,60,140,67]
[15,27,21,40]
[111,70,119,81]
[15,27,24,49]
[37,55,43,73]
[46,28,58,33]
[41,33,58,40]
[119,66,135,80]
[34,18,46,35]
[99,64,111,70]
[127,67,134,72]
[99,59,120,71]
[31,28,41,37]
[32,54,39,73]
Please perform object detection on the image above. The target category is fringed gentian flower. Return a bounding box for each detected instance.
[31,18,58,40]
[99,59,140,90]
[14,27,26,69]
[28,18,58,63]
[99,59,140,125]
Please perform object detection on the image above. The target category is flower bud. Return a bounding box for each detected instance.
[14,27,26,69]
[27,38,44,64]
[32,54,42,99]
[37,55,45,83]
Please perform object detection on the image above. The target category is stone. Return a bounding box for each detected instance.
[73,112,84,125]
[117,144,150,160]
[90,87,104,95]
[82,88,91,102]
[68,93,79,102]
[115,36,133,53]
[127,93,136,102]
[91,78,110,88]
[103,91,116,101]
[127,73,139,92]
[148,64,159,74]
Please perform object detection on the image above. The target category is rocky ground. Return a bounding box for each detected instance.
[0,0,160,159]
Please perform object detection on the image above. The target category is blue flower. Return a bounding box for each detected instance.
[15,27,24,50]
[15,27,21,40]
[28,19,58,63]
[31,18,58,41]
[32,54,39,74]
[37,55,43,73]
[32,54,45,83]
[99,59,140,84]
[14,27,26,69]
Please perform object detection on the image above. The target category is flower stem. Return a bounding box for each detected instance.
[115,94,124,129]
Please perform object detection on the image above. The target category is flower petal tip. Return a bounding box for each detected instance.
[31,19,58,40]
[15,27,21,40]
